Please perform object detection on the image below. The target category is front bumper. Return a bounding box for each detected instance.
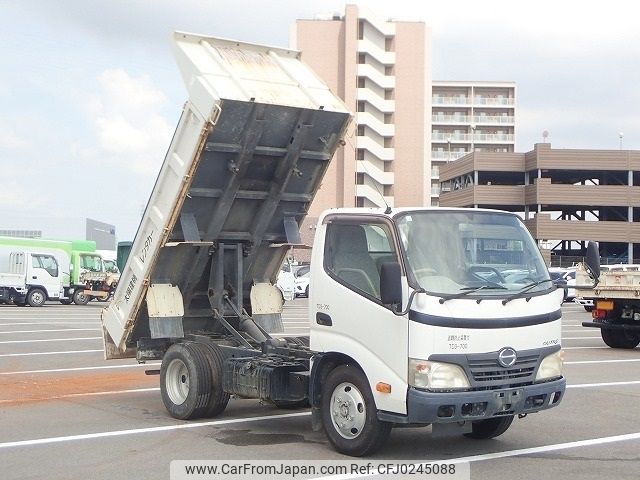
[380,378,565,424]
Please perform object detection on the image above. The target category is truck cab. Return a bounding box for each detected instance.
[0,251,63,306]
[309,208,565,452]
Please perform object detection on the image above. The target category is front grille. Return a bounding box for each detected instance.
[467,353,539,389]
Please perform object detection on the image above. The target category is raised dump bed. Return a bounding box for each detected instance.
[102,32,351,358]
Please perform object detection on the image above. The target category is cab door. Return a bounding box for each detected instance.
[310,217,409,414]
[30,254,61,298]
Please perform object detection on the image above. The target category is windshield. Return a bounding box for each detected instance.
[80,254,103,272]
[396,211,551,298]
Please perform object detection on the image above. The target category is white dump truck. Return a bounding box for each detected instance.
[102,32,566,456]
[577,242,640,349]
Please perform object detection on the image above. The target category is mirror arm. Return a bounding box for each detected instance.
[392,288,426,316]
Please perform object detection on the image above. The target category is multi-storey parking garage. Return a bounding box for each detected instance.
[439,143,640,263]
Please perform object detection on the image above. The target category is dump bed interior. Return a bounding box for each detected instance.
[102,32,351,354]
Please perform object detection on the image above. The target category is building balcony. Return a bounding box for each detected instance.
[357,64,395,89]
[356,160,394,185]
[432,133,472,142]
[473,96,515,106]
[473,115,515,125]
[357,136,395,161]
[357,112,395,137]
[432,115,471,124]
[473,133,515,143]
[432,96,471,106]
[357,39,395,65]
[356,184,394,208]
[431,151,468,161]
[356,88,395,113]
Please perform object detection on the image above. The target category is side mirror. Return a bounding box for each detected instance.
[380,262,402,305]
[585,241,600,283]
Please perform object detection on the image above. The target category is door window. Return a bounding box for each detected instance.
[32,254,58,277]
[324,221,397,300]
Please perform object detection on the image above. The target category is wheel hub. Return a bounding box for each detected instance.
[330,382,366,439]
[166,358,190,405]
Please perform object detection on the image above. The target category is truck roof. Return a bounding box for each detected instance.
[102,32,351,354]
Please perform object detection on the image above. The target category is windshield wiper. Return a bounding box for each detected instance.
[439,284,507,304]
[501,279,554,305]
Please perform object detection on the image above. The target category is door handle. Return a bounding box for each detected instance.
[316,312,332,326]
[32,276,37,279]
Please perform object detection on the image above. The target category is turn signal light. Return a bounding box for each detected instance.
[596,300,614,311]
[376,382,392,394]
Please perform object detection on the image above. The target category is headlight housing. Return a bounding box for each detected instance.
[535,350,564,381]
[408,359,470,391]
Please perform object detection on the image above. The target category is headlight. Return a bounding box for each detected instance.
[535,351,564,381]
[408,359,470,391]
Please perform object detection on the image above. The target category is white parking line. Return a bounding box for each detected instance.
[311,432,640,479]
[0,412,311,449]
[568,380,640,389]
[0,349,103,357]
[0,337,102,344]
[561,336,601,340]
[0,322,99,326]
[0,388,160,404]
[562,346,605,350]
[565,358,640,365]
[0,363,161,375]
[0,328,101,334]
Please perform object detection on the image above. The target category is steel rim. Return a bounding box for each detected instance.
[31,291,44,305]
[330,382,366,439]
[166,358,190,405]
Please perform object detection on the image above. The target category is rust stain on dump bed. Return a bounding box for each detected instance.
[0,370,158,405]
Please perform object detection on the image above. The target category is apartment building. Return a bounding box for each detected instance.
[439,143,640,263]
[293,4,430,217]
[431,81,516,205]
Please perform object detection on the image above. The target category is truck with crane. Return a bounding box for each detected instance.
[102,32,566,456]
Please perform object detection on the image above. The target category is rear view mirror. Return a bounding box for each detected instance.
[380,262,402,306]
[585,241,600,284]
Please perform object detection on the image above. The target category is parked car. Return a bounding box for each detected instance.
[294,271,310,297]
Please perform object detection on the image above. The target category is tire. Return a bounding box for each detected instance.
[27,289,47,307]
[160,342,213,420]
[73,289,90,305]
[464,415,514,439]
[60,299,73,305]
[196,343,230,418]
[304,286,309,298]
[321,364,391,456]
[601,329,640,349]
[584,306,593,312]
[96,295,110,303]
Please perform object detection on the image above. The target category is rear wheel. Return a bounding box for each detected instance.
[464,415,514,439]
[160,342,214,420]
[197,343,230,418]
[321,365,391,456]
[73,289,90,305]
[601,328,640,349]
[27,289,46,307]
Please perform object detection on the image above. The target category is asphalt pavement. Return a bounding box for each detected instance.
[0,300,638,480]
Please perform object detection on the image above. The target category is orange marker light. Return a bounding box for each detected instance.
[376,382,392,394]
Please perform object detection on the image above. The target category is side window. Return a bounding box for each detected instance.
[324,221,397,300]
[32,255,59,277]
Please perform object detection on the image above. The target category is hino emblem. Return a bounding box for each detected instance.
[498,347,517,368]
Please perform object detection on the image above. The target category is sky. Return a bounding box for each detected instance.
[1,0,639,241]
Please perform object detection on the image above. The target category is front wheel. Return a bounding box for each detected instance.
[27,289,47,307]
[321,365,391,456]
[601,329,640,349]
[464,415,514,439]
[73,289,90,305]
